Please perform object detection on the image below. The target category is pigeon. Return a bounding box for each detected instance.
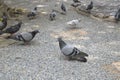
[7,30,39,43]
[0,13,7,30]
[73,0,81,3]
[27,7,38,19]
[66,19,81,27]
[61,3,66,12]
[86,1,93,11]
[115,8,120,21]
[49,10,56,21]
[58,37,88,62]
[0,22,22,35]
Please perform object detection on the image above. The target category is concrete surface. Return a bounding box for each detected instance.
[0,0,120,80]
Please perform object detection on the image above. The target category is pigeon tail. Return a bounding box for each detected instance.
[78,50,88,57]
[77,57,87,62]
[58,37,67,50]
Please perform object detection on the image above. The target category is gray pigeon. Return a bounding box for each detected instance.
[115,8,120,21]
[86,1,93,11]
[58,37,88,62]
[27,7,38,19]
[0,22,22,35]
[7,30,39,43]
[49,10,56,21]
[61,3,66,12]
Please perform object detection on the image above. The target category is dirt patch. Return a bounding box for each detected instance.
[50,29,89,40]
[0,37,16,48]
[112,62,120,72]
[103,62,120,79]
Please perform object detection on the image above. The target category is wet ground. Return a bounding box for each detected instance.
[0,0,120,80]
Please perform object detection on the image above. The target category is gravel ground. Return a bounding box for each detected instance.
[0,0,120,80]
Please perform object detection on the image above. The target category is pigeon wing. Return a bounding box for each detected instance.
[20,32,33,42]
[61,45,75,56]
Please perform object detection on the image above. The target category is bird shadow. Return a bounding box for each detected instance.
[15,41,39,46]
[60,56,87,63]
[65,26,82,30]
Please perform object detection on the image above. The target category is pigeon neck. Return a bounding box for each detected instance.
[31,31,38,37]
[17,22,22,27]
[58,39,66,50]
[18,24,22,28]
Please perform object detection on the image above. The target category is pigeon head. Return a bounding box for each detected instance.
[57,37,62,41]
[31,30,39,36]
[18,21,22,26]
[7,7,11,11]
[91,1,93,4]
[34,7,37,11]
